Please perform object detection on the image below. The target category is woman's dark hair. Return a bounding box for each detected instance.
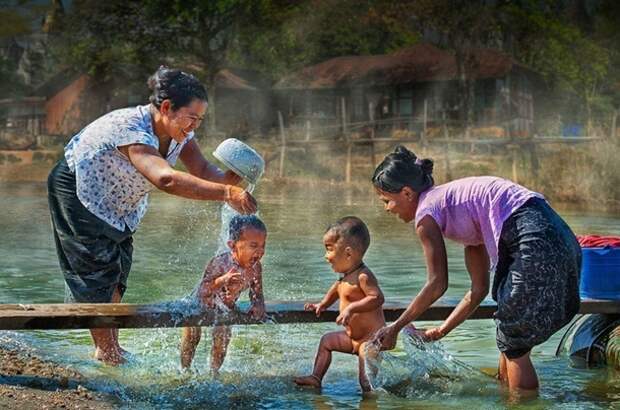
[229,215,267,242]
[372,145,434,193]
[148,66,208,111]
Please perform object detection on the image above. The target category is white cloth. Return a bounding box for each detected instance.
[64,104,193,232]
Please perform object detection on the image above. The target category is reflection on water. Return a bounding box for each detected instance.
[1,181,620,408]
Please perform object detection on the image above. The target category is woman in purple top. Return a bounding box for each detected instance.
[371,145,581,392]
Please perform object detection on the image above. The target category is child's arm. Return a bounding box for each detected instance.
[336,272,384,326]
[305,281,339,317]
[197,257,242,303]
[248,263,266,319]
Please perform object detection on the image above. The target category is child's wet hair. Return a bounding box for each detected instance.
[229,215,267,241]
[326,216,370,254]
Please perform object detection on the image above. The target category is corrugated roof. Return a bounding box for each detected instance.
[275,43,520,89]
[215,69,258,90]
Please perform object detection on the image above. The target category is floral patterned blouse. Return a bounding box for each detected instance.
[64,104,193,232]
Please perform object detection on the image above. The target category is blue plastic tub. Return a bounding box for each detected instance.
[580,247,620,300]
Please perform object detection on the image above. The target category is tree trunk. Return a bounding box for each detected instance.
[206,72,217,133]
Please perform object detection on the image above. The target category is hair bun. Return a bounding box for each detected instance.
[393,145,417,163]
[420,158,434,175]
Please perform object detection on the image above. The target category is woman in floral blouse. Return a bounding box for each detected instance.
[47,66,257,365]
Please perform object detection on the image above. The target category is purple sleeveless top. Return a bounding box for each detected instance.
[414,176,544,267]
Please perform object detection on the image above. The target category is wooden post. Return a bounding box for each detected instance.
[341,97,348,134]
[342,96,351,183]
[442,110,452,181]
[305,120,311,141]
[510,144,519,183]
[368,101,376,167]
[529,136,539,183]
[277,111,286,178]
[423,98,428,136]
[345,144,353,184]
[612,109,618,140]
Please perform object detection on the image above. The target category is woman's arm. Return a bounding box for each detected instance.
[426,244,490,340]
[124,144,256,213]
[373,215,448,350]
[179,139,241,185]
[391,215,449,332]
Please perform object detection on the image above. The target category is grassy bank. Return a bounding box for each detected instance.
[2,137,619,213]
[239,136,620,213]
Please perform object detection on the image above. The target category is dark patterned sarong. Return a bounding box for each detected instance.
[492,197,581,359]
[47,158,133,303]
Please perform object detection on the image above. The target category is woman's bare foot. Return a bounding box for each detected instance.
[294,375,321,388]
[94,347,126,366]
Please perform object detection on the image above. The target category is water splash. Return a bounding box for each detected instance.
[216,183,257,254]
[365,327,495,399]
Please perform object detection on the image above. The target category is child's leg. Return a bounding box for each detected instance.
[357,341,379,392]
[180,327,202,368]
[294,331,353,388]
[210,325,232,374]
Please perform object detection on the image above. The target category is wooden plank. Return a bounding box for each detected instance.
[0,299,616,330]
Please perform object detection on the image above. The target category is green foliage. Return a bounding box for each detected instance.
[502,1,612,125]
[228,0,418,80]
[0,0,48,38]
[33,0,620,127]
[58,1,160,85]
[0,56,27,97]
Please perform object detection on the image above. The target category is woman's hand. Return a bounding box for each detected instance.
[225,185,257,214]
[372,324,400,351]
[304,303,325,317]
[422,326,446,341]
[222,170,243,186]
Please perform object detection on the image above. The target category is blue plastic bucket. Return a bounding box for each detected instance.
[580,247,620,300]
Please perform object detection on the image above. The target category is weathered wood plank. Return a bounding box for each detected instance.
[0,299,616,330]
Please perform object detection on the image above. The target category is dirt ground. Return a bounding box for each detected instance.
[0,346,120,409]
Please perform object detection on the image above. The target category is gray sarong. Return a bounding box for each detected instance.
[493,197,581,359]
[47,158,133,303]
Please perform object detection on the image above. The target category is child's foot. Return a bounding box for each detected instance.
[294,375,321,388]
[94,347,126,366]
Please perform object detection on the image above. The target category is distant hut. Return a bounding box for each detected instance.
[275,43,538,137]
[212,68,272,137]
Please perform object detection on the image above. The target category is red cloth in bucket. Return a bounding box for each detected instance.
[577,235,620,248]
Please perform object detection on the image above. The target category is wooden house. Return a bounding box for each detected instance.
[274,43,538,137]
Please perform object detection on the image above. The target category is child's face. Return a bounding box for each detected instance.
[228,228,266,268]
[323,230,360,274]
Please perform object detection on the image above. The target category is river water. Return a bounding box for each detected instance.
[1,181,620,409]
